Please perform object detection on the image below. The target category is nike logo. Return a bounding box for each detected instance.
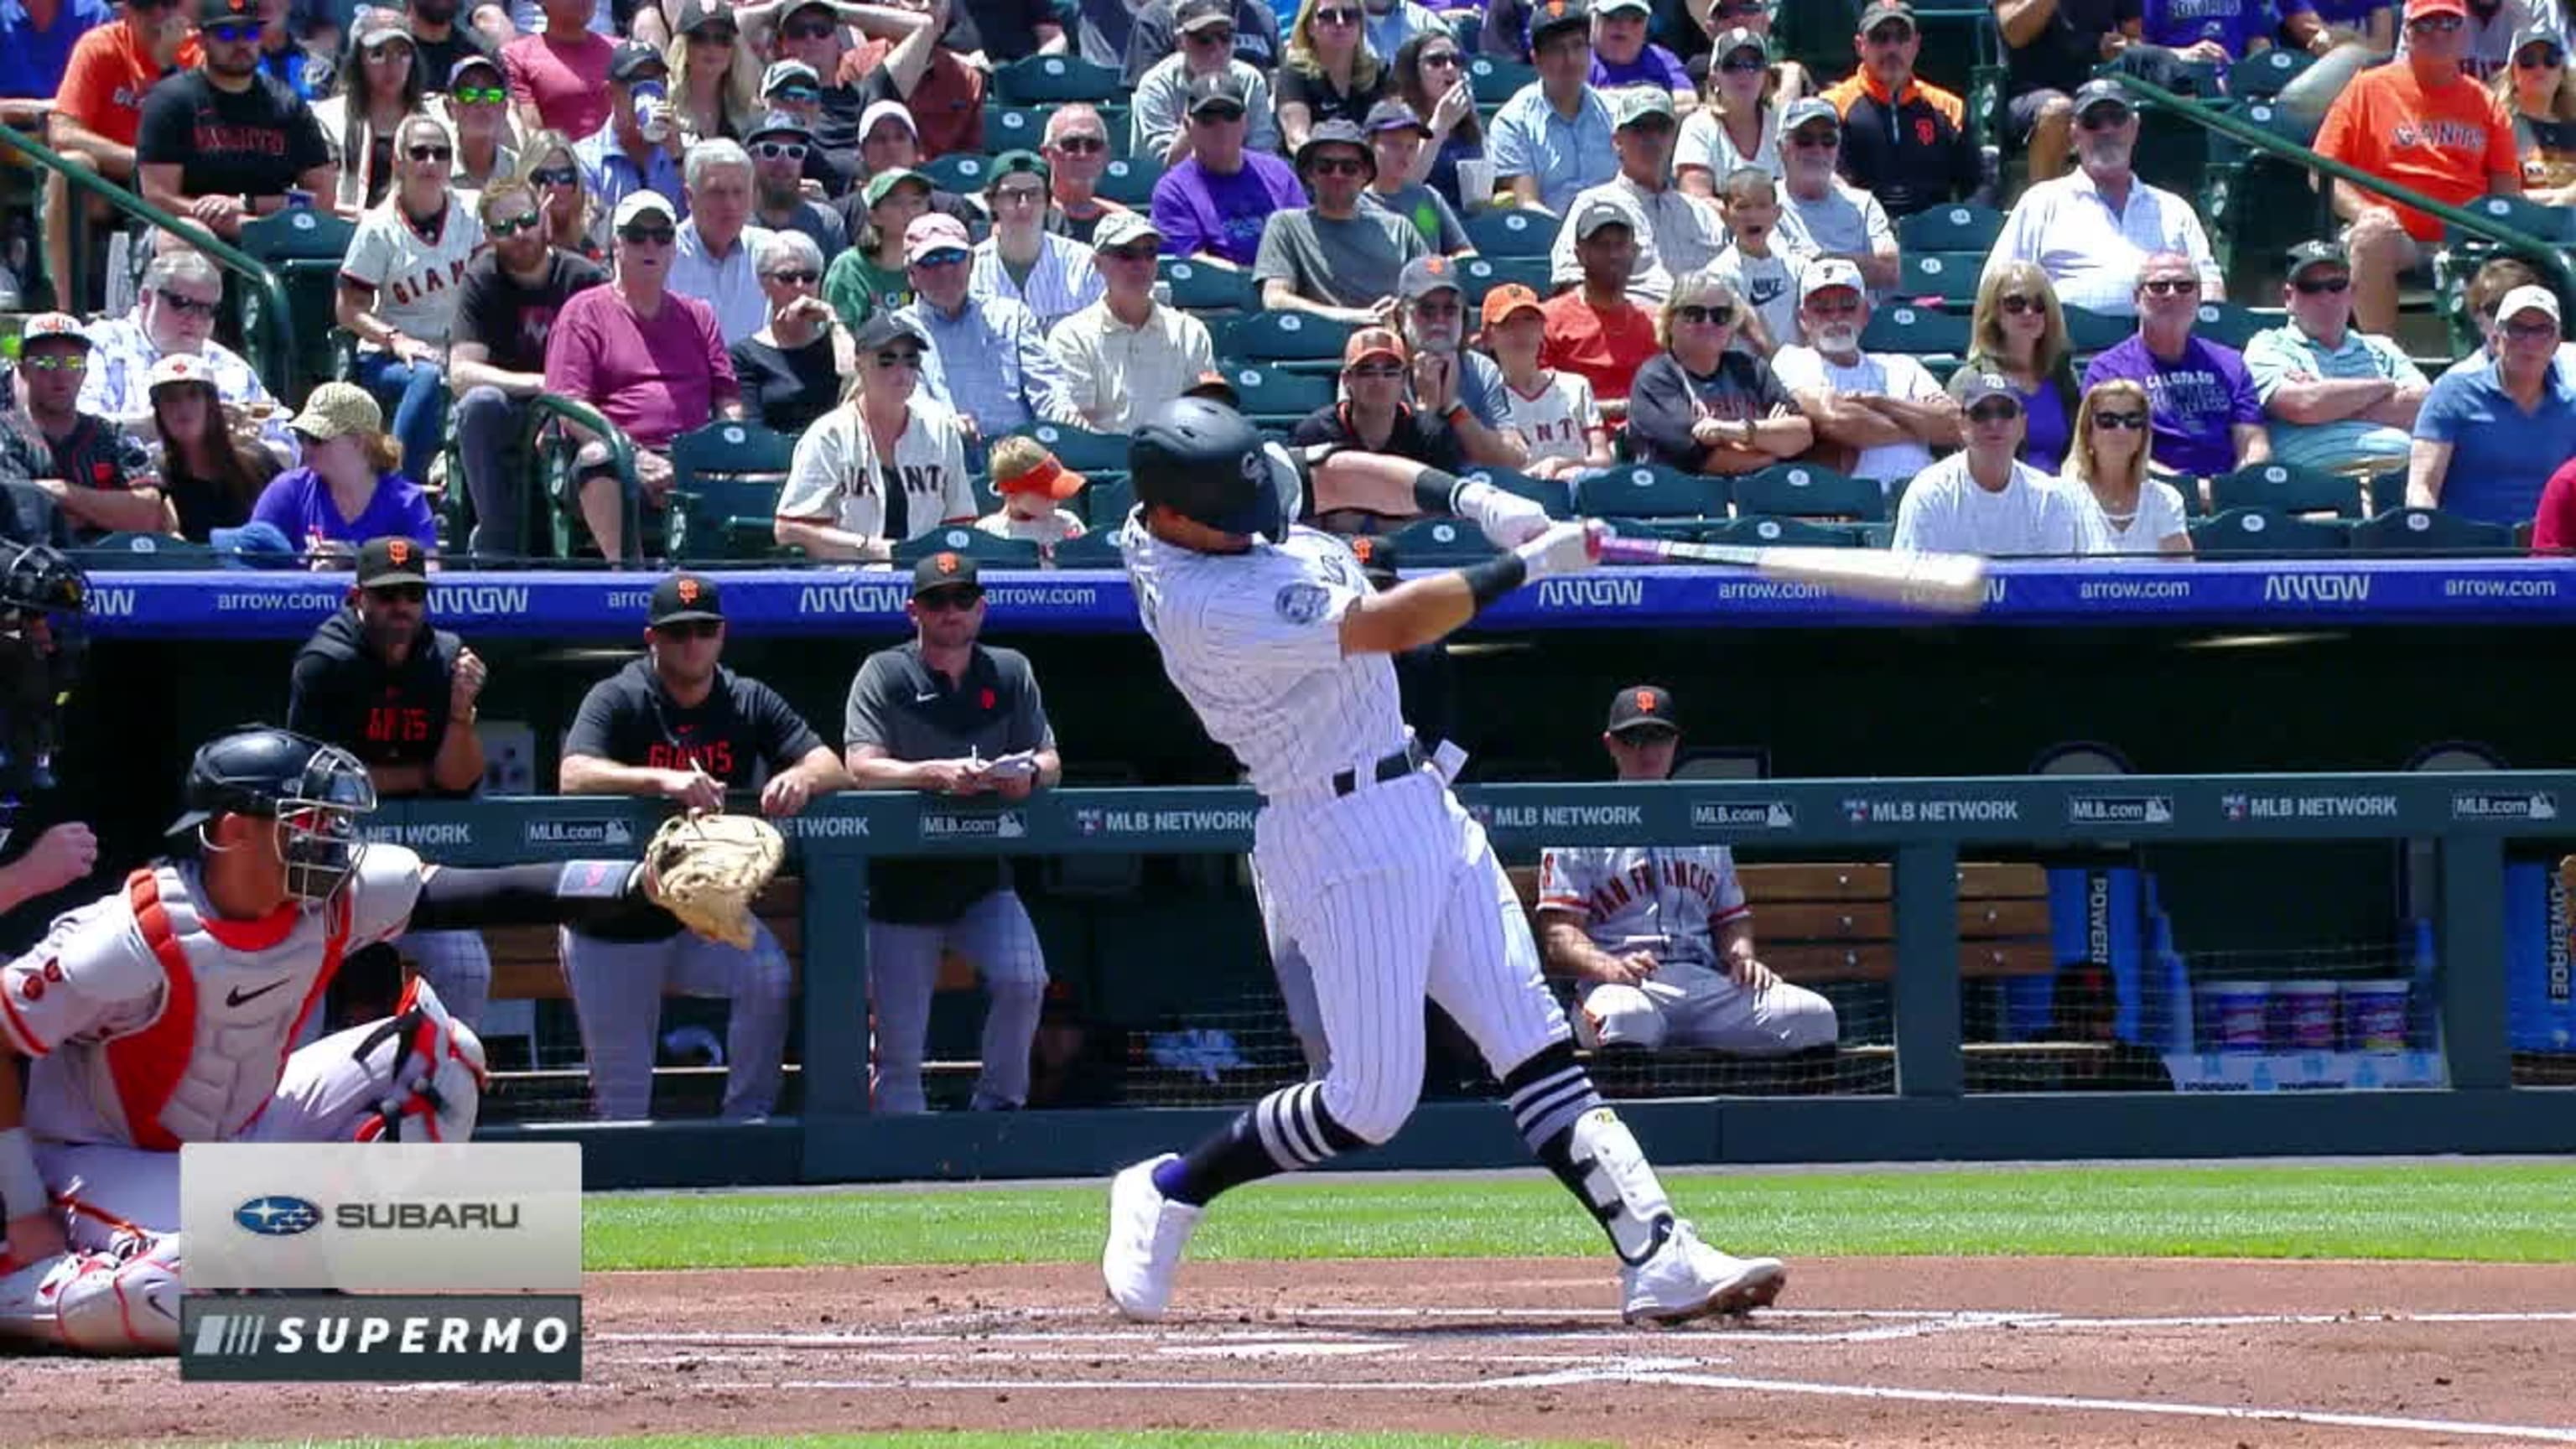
[226,978,292,1009]
[915,691,940,703]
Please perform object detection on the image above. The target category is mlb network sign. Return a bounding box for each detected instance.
[178,1144,581,1382]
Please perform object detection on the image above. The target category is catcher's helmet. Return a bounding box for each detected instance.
[1130,398,1293,542]
[166,726,377,903]
[0,543,87,619]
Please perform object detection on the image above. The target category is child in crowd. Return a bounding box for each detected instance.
[977,435,1089,557]
[1706,166,1805,359]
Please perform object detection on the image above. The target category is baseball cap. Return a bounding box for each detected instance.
[146,352,216,392]
[1187,70,1252,117]
[649,573,724,626]
[1526,0,1590,45]
[1780,96,1839,136]
[861,166,931,207]
[1953,370,2022,411]
[1093,209,1161,250]
[2499,283,2562,325]
[911,550,981,597]
[984,149,1049,191]
[852,312,929,353]
[1296,118,1373,171]
[2071,76,2132,119]
[1612,86,1677,129]
[1398,254,1461,300]
[288,382,383,442]
[350,9,412,48]
[1343,325,1408,368]
[1480,283,1545,328]
[2513,25,2564,58]
[610,40,667,83]
[1347,531,1400,588]
[611,190,678,231]
[1182,370,1240,405]
[992,439,1087,501]
[195,0,257,26]
[449,53,505,89]
[1800,255,1865,303]
[860,99,920,142]
[2285,239,2349,280]
[1364,98,1431,134]
[1176,0,1232,32]
[761,58,823,94]
[2405,0,2469,19]
[18,313,91,351]
[1574,198,1634,242]
[1596,0,1650,16]
[356,536,430,589]
[1712,24,1768,60]
[1606,684,1678,737]
[1856,0,1914,31]
[746,110,813,145]
[904,211,973,264]
[670,0,736,34]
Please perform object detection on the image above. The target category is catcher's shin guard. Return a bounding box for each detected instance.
[350,975,489,1143]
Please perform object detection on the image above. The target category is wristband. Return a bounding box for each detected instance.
[1410,466,1467,516]
[1458,550,1528,610]
[0,1126,46,1218]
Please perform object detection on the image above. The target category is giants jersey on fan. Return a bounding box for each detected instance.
[1121,518,1409,797]
[0,847,425,1148]
[1535,844,1750,969]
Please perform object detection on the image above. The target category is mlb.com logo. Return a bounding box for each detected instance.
[2221,794,2251,821]
[2068,796,2174,827]
[1692,802,1795,831]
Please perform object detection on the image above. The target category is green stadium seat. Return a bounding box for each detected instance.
[984,105,1049,151]
[237,207,361,405]
[2188,506,2350,555]
[1463,205,1558,259]
[1731,461,1886,522]
[2061,304,2132,355]
[1576,463,1731,521]
[1457,254,1553,306]
[76,532,217,570]
[2350,506,2517,554]
[1449,9,1481,52]
[1467,55,1535,106]
[1159,257,1257,313]
[1232,309,1356,364]
[1096,155,1162,207]
[2229,47,2314,100]
[1218,361,1333,426]
[1052,528,1126,565]
[894,525,1043,566]
[994,55,1123,104]
[1460,465,1572,517]
[1706,515,1862,548]
[2446,192,2576,247]
[1082,475,1135,528]
[2189,300,2269,351]
[667,421,796,561]
[924,152,992,195]
[1389,515,1498,563]
[1895,200,2006,257]
[1898,252,1981,309]
[1007,421,1131,475]
[2208,461,2365,520]
[1860,302,1970,362]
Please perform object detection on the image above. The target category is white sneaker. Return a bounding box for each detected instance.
[1102,1153,1203,1322]
[1620,1218,1787,1327]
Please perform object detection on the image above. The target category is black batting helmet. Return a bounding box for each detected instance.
[1130,398,1294,542]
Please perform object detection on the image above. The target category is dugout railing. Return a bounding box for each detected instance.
[356,773,2576,1188]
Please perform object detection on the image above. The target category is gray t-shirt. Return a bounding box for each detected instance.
[1362,182,1470,256]
[1253,206,1429,309]
[844,640,1056,924]
[1405,345,1511,431]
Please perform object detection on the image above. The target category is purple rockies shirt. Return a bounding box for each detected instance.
[2081,333,2264,479]
[1150,152,1310,269]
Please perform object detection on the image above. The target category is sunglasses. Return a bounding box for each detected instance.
[204,21,262,42]
[1420,49,1460,66]
[1999,293,2040,314]
[915,586,982,610]
[158,293,221,317]
[407,143,453,162]
[488,210,543,236]
[18,354,86,372]
[365,583,428,605]
[654,619,722,639]
[1675,304,1734,325]
[770,84,821,103]
[2504,318,2560,340]
[1967,401,2022,423]
[2407,13,2464,30]
[1308,156,1368,175]
[1348,363,1405,379]
[2292,273,2351,294]
[752,139,810,160]
[875,349,925,368]
[914,249,969,268]
[782,19,836,38]
[2077,106,2131,130]
[2521,49,2566,67]
[1052,134,1107,153]
[992,184,1046,205]
[531,165,580,186]
[1313,7,1360,23]
[2139,278,2199,296]
[1720,54,1768,72]
[2092,409,2147,430]
[766,267,820,284]
[619,225,678,245]
[453,85,506,105]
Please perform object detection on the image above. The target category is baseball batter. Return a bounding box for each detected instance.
[0,725,765,1354]
[1537,686,1838,1057]
[1103,398,1789,1327]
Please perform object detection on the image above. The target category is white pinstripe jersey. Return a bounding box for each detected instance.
[1535,845,1749,969]
[1120,515,1408,797]
[969,233,1107,334]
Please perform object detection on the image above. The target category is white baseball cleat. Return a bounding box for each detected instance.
[1620,1218,1787,1327]
[1102,1153,1204,1322]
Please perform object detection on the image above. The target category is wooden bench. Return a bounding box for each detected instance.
[1506,860,2056,983]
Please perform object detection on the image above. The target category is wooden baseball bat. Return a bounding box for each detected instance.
[1593,533,1991,614]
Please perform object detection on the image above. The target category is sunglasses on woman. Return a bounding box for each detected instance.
[530,166,580,186]
[2092,410,2146,430]
[620,224,678,245]
[766,268,820,285]
[2518,46,2565,67]
[1675,304,1734,325]
[407,143,452,163]
[1313,8,1360,23]
[1720,53,1768,72]
[1966,401,2021,423]
[752,140,809,160]
[875,349,925,369]
[1999,293,2039,314]
[453,85,506,105]
[1420,49,1460,67]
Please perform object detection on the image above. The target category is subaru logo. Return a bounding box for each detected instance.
[235,1195,322,1236]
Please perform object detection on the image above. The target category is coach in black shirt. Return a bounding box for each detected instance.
[137,0,338,237]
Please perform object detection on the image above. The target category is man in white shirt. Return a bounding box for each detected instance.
[1771,96,1899,294]
[1768,257,1957,487]
[1546,87,1724,305]
[1982,78,2222,319]
[1891,370,2092,555]
[668,140,777,346]
[1048,210,1218,434]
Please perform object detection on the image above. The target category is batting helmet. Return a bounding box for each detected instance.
[166,726,377,903]
[1130,398,1296,543]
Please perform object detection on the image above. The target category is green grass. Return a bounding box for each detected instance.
[583,1163,2576,1270]
[205,1438,1599,1449]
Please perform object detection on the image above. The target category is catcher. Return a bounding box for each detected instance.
[0,724,784,1356]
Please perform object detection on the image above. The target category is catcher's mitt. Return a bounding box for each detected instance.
[646,811,785,949]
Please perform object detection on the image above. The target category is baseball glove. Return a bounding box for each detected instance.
[646,811,785,949]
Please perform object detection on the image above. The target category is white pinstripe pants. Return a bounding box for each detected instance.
[1253,770,1570,1144]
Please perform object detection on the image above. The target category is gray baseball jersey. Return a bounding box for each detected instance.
[1535,845,1750,969]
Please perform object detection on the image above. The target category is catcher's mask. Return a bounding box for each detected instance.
[0,543,88,794]
[168,727,378,906]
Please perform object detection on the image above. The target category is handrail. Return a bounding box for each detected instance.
[526,393,646,567]
[0,122,301,387]
[2111,72,2576,304]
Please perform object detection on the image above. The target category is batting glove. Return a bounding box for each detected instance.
[1453,480,1553,548]
[1513,521,1602,581]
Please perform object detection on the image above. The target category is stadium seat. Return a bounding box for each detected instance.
[1390,515,1498,563]
[1006,421,1130,477]
[1860,303,1969,364]
[1218,361,1333,427]
[1462,206,1557,259]
[237,207,361,405]
[924,153,991,194]
[1158,257,1256,313]
[1082,475,1135,528]
[984,105,1049,151]
[1096,155,1162,207]
[2350,506,2516,554]
[2188,506,2350,555]
[1232,309,1356,365]
[75,532,218,570]
[1467,55,1535,106]
[2061,304,2132,355]
[1461,465,1572,517]
[1898,252,1982,309]
[1895,201,2006,256]
[894,525,1043,565]
[2208,461,2365,520]
[1731,461,1886,522]
[1457,254,1553,307]
[1706,515,1862,548]
[1052,528,1125,566]
[667,421,796,561]
[2229,46,2314,100]
[2189,300,2267,351]
[1576,464,1731,521]
[994,55,1123,104]
[2447,192,2576,247]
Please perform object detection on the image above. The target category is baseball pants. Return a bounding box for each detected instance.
[867,889,1048,1114]
[395,928,491,1033]
[1254,769,1568,1145]
[1250,858,1331,1078]
[1576,963,1839,1056]
[559,925,792,1121]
